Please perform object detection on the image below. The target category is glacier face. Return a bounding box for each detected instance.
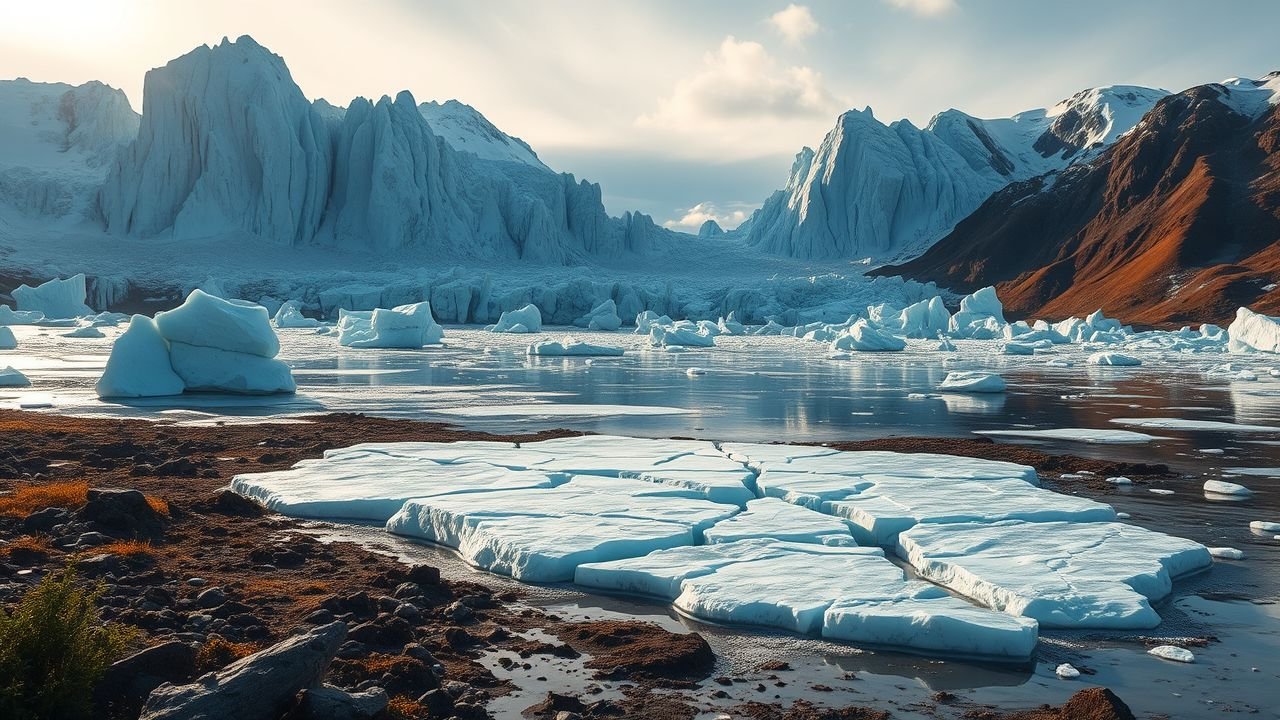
[92,36,671,261]
[738,86,1169,262]
[0,78,137,221]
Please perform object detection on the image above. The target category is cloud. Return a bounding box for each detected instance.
[884,0,958,17]
[769,4,818,45]
[663,201,755,232]
[638,36,839,129]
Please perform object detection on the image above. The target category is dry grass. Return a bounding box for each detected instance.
[0,481,89,517]
[144,495,170,516]
[194,636,260,672]
[96,540,155,558]
[0,535,53,559]
[385,695,429,720]
[237,578,332,599]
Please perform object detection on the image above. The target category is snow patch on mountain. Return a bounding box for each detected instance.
[0,78,137,222]
[737,86,1168,261]
[418,99,549,170]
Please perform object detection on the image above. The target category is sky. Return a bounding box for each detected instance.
[2,0,1278,231]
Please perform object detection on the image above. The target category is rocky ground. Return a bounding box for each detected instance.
[0,411,1157,720]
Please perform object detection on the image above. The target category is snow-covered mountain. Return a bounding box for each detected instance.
[0,78,137,223]
[879,74,1280,326]
[737,86,1169,261]
[418,99,549,170]
[93,36,670,261]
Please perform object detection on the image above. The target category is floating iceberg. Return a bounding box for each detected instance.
[97,291,294,397]
[273,300,320,328]
[950,287,1006,338]
[0,327,16,349]
[62,326,105,339]
[528,337,624,357]
[0,307,44,326]
[1227,307,1280,353]
[338,302,444,348]
[938,371,1006,393]
[897,297,951,339]
[1088,351,1141,366]
[0,366,31,387]
[649,323,716,348]
[488,304,543,334]
[830,320,906,352]
[575,299,622,331]
[95,315,185,398]
[11,274,92,319]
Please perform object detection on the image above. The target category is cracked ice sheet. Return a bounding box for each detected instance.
[293,436,757,506]
[723,444,1040,486]
[703,498,855,545]
[384,475,739,582]
[756,470,1116,546]
[575,539,1038,659]
[897,520,1213,629]
[230,450,557,521]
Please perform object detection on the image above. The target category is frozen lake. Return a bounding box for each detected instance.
[3,323,1279,716]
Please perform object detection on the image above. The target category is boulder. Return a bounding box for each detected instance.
[294,685,388,720]
[95,640,198,717]
[141,622,347,720]
[79,488,164,538]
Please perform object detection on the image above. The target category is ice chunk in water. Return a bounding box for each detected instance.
[527,337,624,357]
[938,371,1006,393]
[897,520,1212,628]
[0,366,31,387]
[96,315,184,398]
[155,289,279,358]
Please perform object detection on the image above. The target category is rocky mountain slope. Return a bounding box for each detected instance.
[879,74,1280,326]
[736,86,1168,261]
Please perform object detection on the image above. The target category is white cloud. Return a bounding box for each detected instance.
[769,4,818,45]
[638,36,839,129]
[663,201,754,232]
[884,0,958,17]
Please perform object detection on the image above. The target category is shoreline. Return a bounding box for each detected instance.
[0,411,1193,718]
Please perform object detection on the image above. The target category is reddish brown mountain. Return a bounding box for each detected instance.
[878,78,1280,327]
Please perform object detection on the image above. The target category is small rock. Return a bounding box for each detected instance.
[416,689,453,715]
[194,587,227,609]
[405,564,440,586]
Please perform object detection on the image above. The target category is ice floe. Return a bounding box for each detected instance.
[1088,351,1141,366]
[1111,417,1280,433]
[488,304,543,334]
[337,302,444,348]
[938,371,1006,393]
[229,435,1214,657]
[898,520,1212,628]
[1147,645,1195,663]
[527,337,624,357]
[973,428,1160,444]
[1203,479,1251,497]
[12,274,92,319]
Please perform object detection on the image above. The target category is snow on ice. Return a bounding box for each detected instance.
[938,371,1006,393]
[228,436,1212,658]
[527,337,625,357]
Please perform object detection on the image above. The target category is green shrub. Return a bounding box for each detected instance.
[0,566,135,720]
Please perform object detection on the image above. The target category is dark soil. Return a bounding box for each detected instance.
[0,411,1142,719]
